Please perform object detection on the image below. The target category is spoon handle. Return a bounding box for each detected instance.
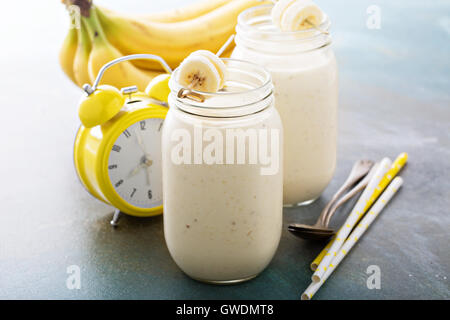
[318,160,371,225]
[323,165,376,227]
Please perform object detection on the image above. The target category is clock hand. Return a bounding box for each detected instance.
[134,128,151,158]
[128,158,153,180]
[143,159,153,186]
[134,129,153,185]
[128,162,146,178]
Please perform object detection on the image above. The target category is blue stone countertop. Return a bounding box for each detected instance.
[0,0,448,299]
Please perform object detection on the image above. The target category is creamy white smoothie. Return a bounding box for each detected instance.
[233,5,338,205]
[271,55,338,204]
[163,59,283,283]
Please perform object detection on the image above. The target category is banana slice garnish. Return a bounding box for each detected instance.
[272,0,324,32]
[176,50,226,93]
[191,50,227,88]
[271,0,299,27]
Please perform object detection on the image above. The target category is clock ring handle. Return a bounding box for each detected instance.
[82,54,173,95]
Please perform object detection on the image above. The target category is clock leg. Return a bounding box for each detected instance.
[110,209,121,227]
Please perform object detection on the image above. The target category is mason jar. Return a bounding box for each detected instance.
[232,5,338,206]
[162,59,283,284]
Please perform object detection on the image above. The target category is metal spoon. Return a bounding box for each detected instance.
[288,159,374,240]
[322,164,378,227]
[287,227,334,240]
[288,169,375,240]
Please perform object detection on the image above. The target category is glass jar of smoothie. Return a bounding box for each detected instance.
[232,5,338,206]
[162,59,283,284]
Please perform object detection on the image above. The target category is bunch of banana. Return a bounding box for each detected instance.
[59,0,268,91]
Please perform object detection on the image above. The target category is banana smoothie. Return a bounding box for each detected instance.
[233,4,338,205]
[271,55,338,204]
[163,59,283,283]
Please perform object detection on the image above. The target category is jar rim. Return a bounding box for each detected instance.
[168,58,274,118]
[236,4,331,43]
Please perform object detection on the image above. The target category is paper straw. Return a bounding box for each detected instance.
[310,152,408,271]
[311,157,392,283]
[310,236,334,271]
[302,177,404,300]
[216,34,235,57]
[362,152,408,212]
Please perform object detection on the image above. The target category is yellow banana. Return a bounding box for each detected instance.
[73,19,92,87]
[83,6,160,92]
[58,26,78,84]
[100,0,233,23]
[97,0,266,70]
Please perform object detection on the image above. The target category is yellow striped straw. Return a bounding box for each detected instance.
[363,152,408,212]
[311,158,392,283]
[302,177,404,299]
[310,152,408,271]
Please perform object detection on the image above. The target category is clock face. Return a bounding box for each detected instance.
[107,118,164,209]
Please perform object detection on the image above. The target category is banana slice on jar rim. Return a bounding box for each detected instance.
[190,50,227,88]
[272,0,324,32]
[271,0,301,27]
[281,1,324,31]
[176,50,226,93]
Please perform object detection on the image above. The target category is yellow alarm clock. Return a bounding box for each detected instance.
[73,54,172,226]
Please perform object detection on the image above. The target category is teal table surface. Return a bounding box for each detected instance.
[0,0,449,299]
